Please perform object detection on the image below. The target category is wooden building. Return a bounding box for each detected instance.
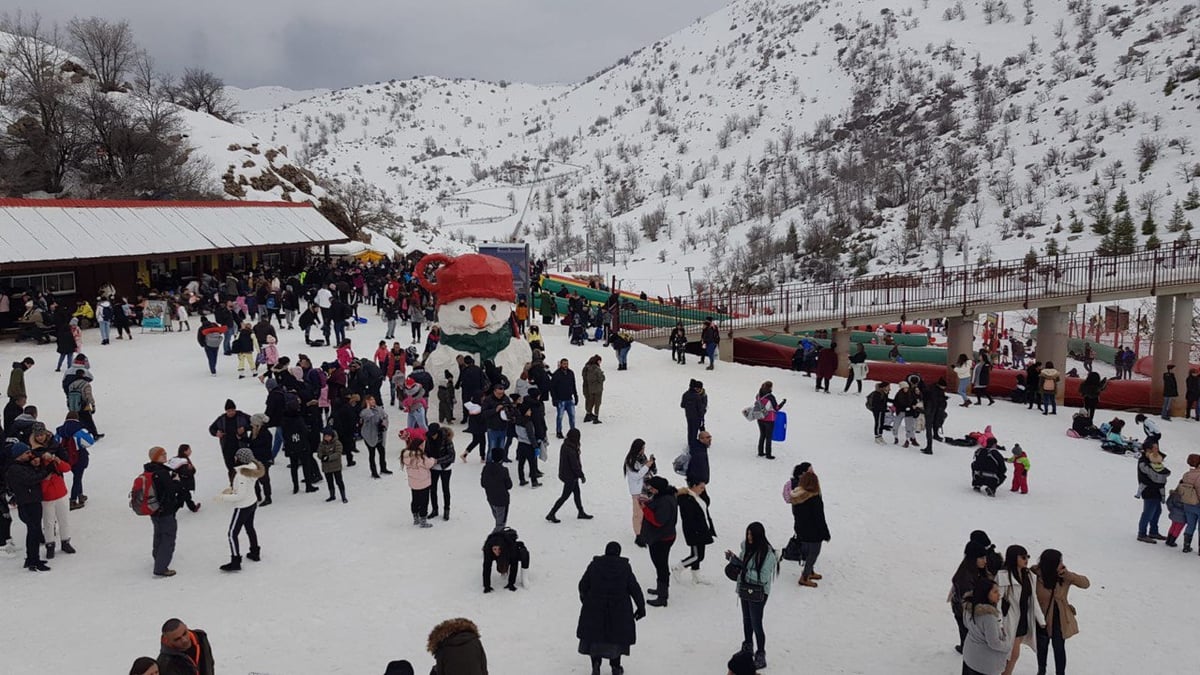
[0,199,348,299]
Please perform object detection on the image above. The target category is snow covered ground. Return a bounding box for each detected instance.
[3,316,1199,674]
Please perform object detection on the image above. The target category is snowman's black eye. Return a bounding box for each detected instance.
[458,305,465,311]
[491,304,496,311]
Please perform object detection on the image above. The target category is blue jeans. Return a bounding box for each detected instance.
[204,346,219,374]
[556,401,576,434]
[334,321,347,344]
[1162,397,1174,418]
[486,429,507,462]
[1185,503,1200,538]
[1042,392,1056,414]
[56,351,75,370]
[222,327,234,354]
[1139,498,1163,537]
[272,427,285,458]
[704,342,717,365]
[70,465,86,502]
[617,346,630,367]
[99,320,110,342]
[957,379,969,403]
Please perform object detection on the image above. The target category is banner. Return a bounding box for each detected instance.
[477,243,531,302]
[142,299,169,330]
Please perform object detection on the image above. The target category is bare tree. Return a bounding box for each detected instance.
[68,17,137,92]
[130,49,158,99]
[170,67,237,121]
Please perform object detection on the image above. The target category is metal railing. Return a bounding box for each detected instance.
[632,241,1200,340]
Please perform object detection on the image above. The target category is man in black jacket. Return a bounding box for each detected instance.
[457,356,487,422]
[481,385,511,463]
[146,446,186,577]
[549,358,579,439]
[5,443,51,570]
[158,618,215,675]
[681,379,707,443]
[921,379,949,455]
[480,457,513,533]
[208,399,250,484]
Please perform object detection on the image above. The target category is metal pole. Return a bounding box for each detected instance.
[685,266,694,295]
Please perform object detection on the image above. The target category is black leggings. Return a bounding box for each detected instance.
[1036,612,1067,675]
[410,487,430,517]
[325,471,346,499]
[681,544,706,570]
[756,420,774,456]
[516,443,539,482]
[227,505,258,556]
[549,479,583,516]
[254,464,272,502]
[366,442,388,476]
[429,471,451,511]
[465,431,486,460]
[843,371,862,393]
[815,376,831,392]
[872,410,886,437]
[974,386,994,405]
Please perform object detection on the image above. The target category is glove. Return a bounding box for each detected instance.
[505,584,517,592]
[634,608,646,621]
[483,586,493,593]
[580,476,587,484]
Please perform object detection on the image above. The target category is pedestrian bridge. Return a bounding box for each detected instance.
[630,242,1200,347]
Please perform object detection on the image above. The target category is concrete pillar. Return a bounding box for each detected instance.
[945,316,975,385]
[1170,295,1193,416]
[1151,294,1174,403]
[719,332,735,363]
[1036,306,1070,404]
[833,328,850,377]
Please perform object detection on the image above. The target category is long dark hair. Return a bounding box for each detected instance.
[1037,548,1063,589]
[743,522,774,573]
[969,578,997,611]
[1003,544,1031,596]
[623,439,646,474]
[791,462,812,488]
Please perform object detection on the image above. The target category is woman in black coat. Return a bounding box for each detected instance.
[676,484,715,582]
[577,541,646,675]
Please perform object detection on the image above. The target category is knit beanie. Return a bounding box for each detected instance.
[225,399,237,410]
[605,541,622,556]
[234,447,255,465]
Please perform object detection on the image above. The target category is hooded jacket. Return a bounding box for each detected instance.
[427,618,488,675]
[215,461,265,509]
[576,551,645,648]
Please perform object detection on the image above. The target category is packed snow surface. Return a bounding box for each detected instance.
[3,318,1199,673]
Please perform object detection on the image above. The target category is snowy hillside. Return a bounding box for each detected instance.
[225,85,330,113]
[236,0,1200,294]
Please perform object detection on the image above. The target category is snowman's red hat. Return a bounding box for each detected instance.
[415,253,516,305]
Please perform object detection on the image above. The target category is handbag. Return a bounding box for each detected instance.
[1178,480,1200,506]
[737,580,767,603]
[781,536,804,562]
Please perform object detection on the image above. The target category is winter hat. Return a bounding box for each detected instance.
[727,650,757,675]
[965,541,989,561]
[9,442,32,459]
[322,426,336,438]
[413,253,517,305]
[224,399,237,411]
[251,413,269,427]
[605,541,622,556]
[234,447,255,465]
[897,381,909,389]
[383,661,415,675]
[689,379,703,389]
[1011,444,1025,456]
[69,317,78,326]
[527,387,541,399]
[29,421,47,437]
[966,530,992,553]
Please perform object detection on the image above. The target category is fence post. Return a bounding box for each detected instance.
[1086,259,1094,303]
[1151,255,1159,295]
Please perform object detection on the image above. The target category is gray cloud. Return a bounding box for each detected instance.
[16,0,731,88]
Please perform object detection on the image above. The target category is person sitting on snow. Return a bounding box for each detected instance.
[970,439,1007,497]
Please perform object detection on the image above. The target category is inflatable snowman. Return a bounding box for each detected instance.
[415,252,532,389]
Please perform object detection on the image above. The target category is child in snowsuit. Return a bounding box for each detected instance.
[258,335,279,375]
[318,427,347,503]
[1008,444,1029,494]
[403,378,429,431]
[167,444,202,513]
[437,371,456,424]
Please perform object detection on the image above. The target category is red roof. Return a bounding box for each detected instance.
[0,198,311,208]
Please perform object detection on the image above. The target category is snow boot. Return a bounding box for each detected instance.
[583,413,595,423]
[45,542,55,559]
[413,515,421,526]
[798,575,818,588]
[418,517,433,529]
[428,508,440,518]
[1137,535,1158,544]
[1183,535,1194,553]
[60,540,76,554]
[220,556,242,572]
[647,589,668,607]
[754,651,767,669]
[246,546,260,562]
[1165,536,1178,548]
[442,507,450,521]
[691,569,712,585]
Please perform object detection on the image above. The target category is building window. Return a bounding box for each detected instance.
[1,271,77,295]
[177,259,194,277]
[261,252,281,268]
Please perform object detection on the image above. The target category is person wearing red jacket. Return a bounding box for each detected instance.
[814,344,838,393]
[31,425,74,557]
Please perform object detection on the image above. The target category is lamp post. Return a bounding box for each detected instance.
[684,266,694,295]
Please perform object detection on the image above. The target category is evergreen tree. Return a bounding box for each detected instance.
[1023,247,1039,268]
[1146,234,1161,250]
[1112,211,1137,254]
[1091,209,1111,235]
[1184,186,1200,211]
[1168,201,1187,232]
[1141,212,1157,237]
[1113,187,1129,212]
[784,220,799,256]
[1068,208,1084,234]
[1045,238,1059,256]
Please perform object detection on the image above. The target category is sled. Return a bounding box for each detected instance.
[1065,429,1082,438]
[357,317,369,324]
[772,411,788,442]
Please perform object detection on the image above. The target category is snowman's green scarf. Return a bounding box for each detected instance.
[439,323,515,364]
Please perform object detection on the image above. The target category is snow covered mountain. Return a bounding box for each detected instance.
[235,0,1200,294]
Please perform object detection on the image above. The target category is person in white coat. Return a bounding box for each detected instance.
[216,447,264,572]
[996,545,1044,675]
[622,439,655,546]
[962,577,1013,675]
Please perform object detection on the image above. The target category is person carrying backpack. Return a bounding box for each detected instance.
[866,382,890,444]
[55,412,96,511]
[140,446,187,577]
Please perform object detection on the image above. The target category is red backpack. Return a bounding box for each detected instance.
[129,471,160,516]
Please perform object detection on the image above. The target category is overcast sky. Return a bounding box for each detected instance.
[19,0,731,89]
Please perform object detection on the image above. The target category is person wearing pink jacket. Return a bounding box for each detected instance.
[336,339,355,370]
[402,436,437,528]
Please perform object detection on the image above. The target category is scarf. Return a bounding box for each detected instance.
[439,324,514,364]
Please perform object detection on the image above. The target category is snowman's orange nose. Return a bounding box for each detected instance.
[471,305,488,328]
